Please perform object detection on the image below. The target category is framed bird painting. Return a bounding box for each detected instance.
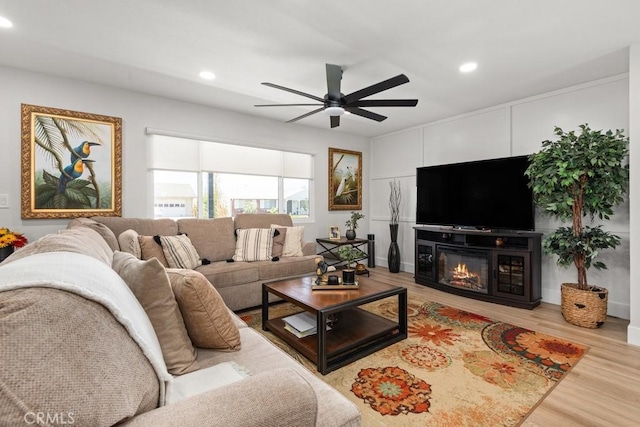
[20,104,122,219]
[328,147,362,211]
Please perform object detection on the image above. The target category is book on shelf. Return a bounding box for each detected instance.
[282,312,331,338]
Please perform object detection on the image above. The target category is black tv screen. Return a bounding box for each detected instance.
[416,155,534,231]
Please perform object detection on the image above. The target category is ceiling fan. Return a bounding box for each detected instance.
[255,64,418,128]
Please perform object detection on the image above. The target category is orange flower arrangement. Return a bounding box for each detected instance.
[0,227,28,249]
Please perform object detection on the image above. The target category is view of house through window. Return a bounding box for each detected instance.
[150,136,312,219]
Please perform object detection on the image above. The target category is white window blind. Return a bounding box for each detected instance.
[149,136,313,179]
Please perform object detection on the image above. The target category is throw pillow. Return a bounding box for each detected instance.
[112,251,198,375]
[67,217,120,251]
[166,269,241,350]
[233,228,274,262]
[271,224,304,257]
[158,234,201,269]
[271,227,287,257]
[118,229,141,259]
[138,235,170,267]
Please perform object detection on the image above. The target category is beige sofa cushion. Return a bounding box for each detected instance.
[177,218,236,262]
[67,217,120,251]
[93,217,178,239]
[0,288,159,426]
[4,227,113,266]
[234,213,293,229]
[167,269,241,350]
[195,261,259,289]
[118,229,141,258]
[112,252,198,375]
[272,224,305,257]
[271,227,287,257]
[138,235,169,267]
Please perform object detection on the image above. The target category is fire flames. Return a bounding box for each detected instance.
[453,263,473,279]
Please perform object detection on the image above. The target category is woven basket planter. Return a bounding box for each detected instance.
[560,282,608,328]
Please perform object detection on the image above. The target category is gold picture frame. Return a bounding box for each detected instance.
[21,104,122,219]
[329,226,340,240]
[328,147,362,210]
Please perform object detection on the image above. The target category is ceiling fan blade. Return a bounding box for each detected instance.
[326,64,342,100]
[347,107,387,122]
[261,82,325,103]
[330,115,340,128]
[343,74,410,103]
[255,103,323,107]
[286,107,325,123]
[348,99,418,107]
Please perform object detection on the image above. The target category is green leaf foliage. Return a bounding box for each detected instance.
[526,124,629,288]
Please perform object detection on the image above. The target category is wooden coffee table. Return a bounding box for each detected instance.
[262,275,407,374]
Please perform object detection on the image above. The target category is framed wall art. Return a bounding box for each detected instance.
[21,104,122,219]
[328,147,362,210]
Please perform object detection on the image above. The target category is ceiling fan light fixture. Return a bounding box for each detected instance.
[324,106,345,116]
[199,70,216,80]
[459,62,478,73]
[0,16,13,28]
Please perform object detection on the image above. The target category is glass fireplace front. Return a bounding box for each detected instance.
[437,246,489,294]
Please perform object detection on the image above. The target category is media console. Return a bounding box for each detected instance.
[414,226,542,309]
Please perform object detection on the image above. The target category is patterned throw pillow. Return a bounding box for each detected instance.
[158,235,202,269]
[233,228,274,262]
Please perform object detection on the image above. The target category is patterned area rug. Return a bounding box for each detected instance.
[239,296,588,426]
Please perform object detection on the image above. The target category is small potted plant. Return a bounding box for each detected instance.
[338,246,366,284]
[344,211,365,240]
[525,124,629,328]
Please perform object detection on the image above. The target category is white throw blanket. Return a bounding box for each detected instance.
[0,251,171,404]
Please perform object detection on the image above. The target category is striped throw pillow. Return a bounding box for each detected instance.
[233,228,274,262]
[158,234,202,269]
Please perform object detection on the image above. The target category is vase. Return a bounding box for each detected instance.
[0,245,14,263]
[345,229,356,240]
[388,224,400,273]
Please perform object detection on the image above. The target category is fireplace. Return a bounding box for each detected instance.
[437,246,489,294]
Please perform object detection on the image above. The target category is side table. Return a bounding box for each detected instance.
[316,237,369,269]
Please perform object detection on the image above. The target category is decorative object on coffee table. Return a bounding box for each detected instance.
[526,124,629,328]
[0,227,28,263]
[344,211,364,240]
[339,245,366,284]
[388,179,401,273]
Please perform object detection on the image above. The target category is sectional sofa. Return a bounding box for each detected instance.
[0,215,361,426]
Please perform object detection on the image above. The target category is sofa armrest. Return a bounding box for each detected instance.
[302,241,317,257]
[121,368,318,427]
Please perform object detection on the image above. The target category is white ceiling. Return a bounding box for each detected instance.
[1,0,639,137]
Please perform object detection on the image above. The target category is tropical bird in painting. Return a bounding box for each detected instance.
[58,158,95,193]
[335,166,354,197]
[70,141,101,163]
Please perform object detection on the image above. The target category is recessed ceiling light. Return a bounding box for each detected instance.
[459,62,478,73]
[199,71,215,80]
[0,16,13,28]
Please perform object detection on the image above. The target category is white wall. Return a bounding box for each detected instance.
[0,65,369,246]
[628,45,640,345]
[370,75,632,321]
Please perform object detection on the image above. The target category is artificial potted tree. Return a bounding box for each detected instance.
[338,245,366,284]
[344,211,365,240]
[525,124,629,328]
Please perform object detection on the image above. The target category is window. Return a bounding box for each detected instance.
[149,135,313,219]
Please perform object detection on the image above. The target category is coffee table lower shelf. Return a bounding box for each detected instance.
[265,307,405,374]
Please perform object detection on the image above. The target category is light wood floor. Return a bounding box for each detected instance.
[365,267,640,427]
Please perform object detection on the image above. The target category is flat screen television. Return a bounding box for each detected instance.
[416,155,535,231]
